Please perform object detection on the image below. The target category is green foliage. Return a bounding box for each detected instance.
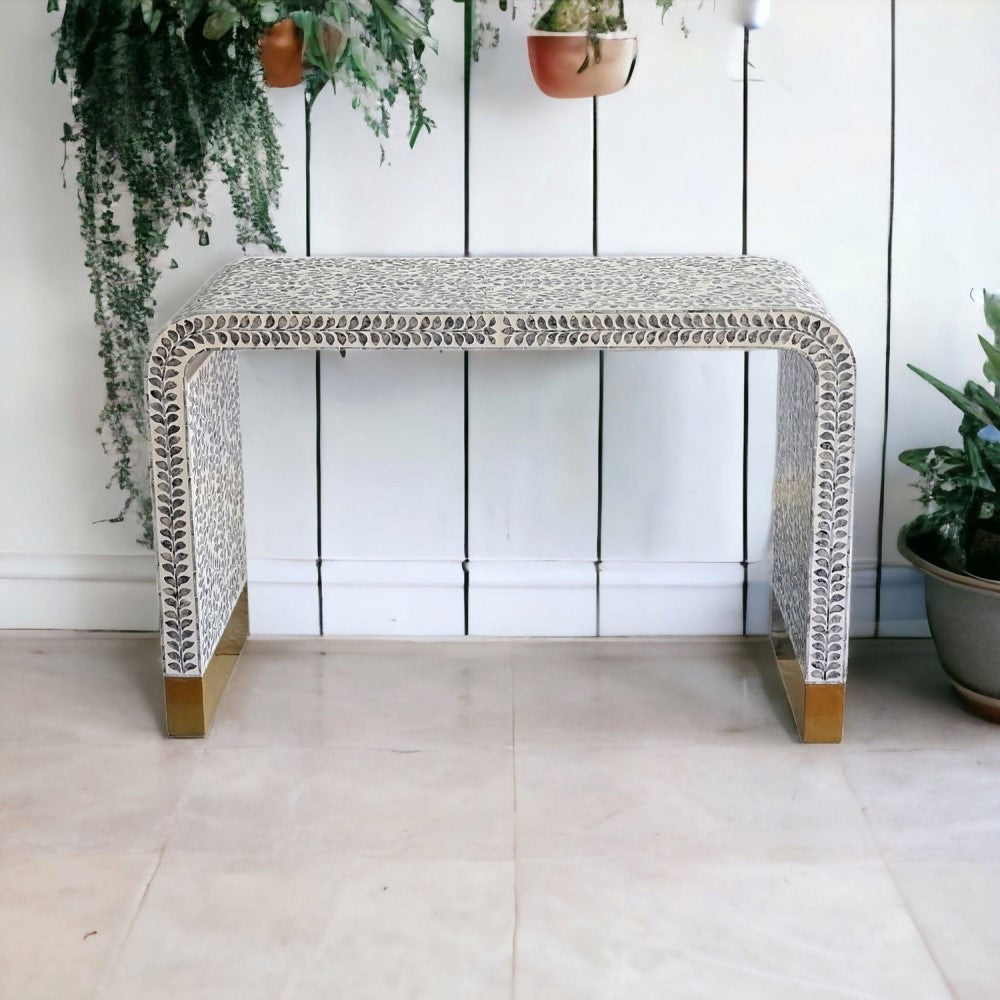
[51,0,438,546]
[533,0,627,33]
[51,0,285,546]
[900,290,1000,578]
[284,0,436,149]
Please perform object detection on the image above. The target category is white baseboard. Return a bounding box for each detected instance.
[322,560,464,636]
[468,561,597,637]
[248,558,320,636]
[1,553,931,638]
[599,561,744,636]
[599,560,930,638]
[0,553,157,630]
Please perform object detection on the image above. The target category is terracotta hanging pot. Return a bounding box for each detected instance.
[259,19,304,88]
[528,30,637,99]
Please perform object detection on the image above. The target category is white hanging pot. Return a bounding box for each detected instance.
[740,0,771,29]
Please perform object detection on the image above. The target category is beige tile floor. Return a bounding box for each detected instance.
[1,633,998,999]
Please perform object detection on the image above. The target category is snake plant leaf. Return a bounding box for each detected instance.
[908,364,991,425]
[964,432,1000,492]
[984,289,1000,340]
[372,0,426,44]
[979,334,1000,389]
[965,381,1000,427]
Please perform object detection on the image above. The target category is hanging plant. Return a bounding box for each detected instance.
[467,0,679,91]
[50,0,438,547]
[50,0,286,546]
[261,0,437,148]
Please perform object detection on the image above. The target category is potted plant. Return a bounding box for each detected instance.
[898,290,1000,722]
[50,0,286,545]
[527,0,638,99]
[50,0,437,546]
[266,0,436,142]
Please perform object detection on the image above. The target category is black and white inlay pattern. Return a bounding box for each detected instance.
[147,256,855,682]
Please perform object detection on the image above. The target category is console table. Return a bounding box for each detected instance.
[147,255,855,742]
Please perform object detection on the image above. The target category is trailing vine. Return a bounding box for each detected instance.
[51,0,285,546]
[50,0,437,546]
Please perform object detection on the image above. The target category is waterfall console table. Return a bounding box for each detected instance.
[147,255,855,742]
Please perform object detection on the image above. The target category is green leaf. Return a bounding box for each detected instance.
[202,2,240,40]
[979,334,1000,387]
[899,447,935,473]
[965,381,1000,426]
[963,433,997,492]
[908,364,991,425]
[985,289,1000,341]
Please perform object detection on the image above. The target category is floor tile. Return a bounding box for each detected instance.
[323,640,513,751]
[290,859,514,1000]
[514,858,951,999]
[512,637,795,748]
[0,849,158,1000]
[0,743,202,852]
[841,749,1000,862]
[104,852,513,1000]
[0,633,163,745]
[170,746,514,861]
[209,644,329,748]
[890,862,1000,999]
[515,745,880,863]
[845,638,999,749]
[213,639,513,751]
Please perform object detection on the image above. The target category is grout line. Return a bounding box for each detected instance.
[839,752,958,998]
[97,847,167,998]
[462,0,472,637]
[874,0,897,639]
[97,742,208,996]
[740,27,751,637]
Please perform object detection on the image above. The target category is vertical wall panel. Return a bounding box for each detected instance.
[598,0,747,635]
[467,6,598,635]
[748,0,892,636]
[311,2,466,634]
[883,0,1000,634]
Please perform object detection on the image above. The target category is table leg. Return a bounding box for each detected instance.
[164,586,248,737]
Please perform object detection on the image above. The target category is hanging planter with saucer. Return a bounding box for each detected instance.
[527,0,638,99]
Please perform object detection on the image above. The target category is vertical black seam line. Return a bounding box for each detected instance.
[305,93,324,637]
[593,96,603,639]
[874,0,896,638]
[462,0,472,636]
[740,26,750,637]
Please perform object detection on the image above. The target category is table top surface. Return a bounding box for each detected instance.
[172,255,833,326]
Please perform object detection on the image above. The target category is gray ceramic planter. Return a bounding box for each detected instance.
[899,527,1000,723]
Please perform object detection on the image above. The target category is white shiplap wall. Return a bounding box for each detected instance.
[3,0,995,638]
